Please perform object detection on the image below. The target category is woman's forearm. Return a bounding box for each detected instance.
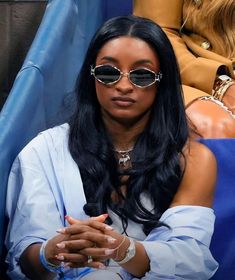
[106,230,150,277]
[118,241,150,277]
[19,244,55,280]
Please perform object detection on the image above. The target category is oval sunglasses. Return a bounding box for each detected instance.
[91,64,162,88]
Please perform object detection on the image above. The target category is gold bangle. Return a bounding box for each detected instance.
[116,238,136,264]
[113,235,126,261]
[213,80,235,101]
[213,74,232,96]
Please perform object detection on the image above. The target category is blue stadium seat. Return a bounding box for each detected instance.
[0,0,132,273]
[200,139,235,279]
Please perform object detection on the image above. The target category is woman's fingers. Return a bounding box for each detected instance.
[55,252,87,264]
[66,214,109,225]
[79,247,116,258]
[90,214,109,223]
[58,221,113,236]
[67,260,106,269]
[57,233,117,250]
[65,215,80,225]
[56,239,94,251]
[55,246,116,265]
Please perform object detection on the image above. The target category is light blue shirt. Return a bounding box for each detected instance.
[5,124,218,279]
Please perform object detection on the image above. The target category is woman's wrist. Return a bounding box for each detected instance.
[39,240,65,274]
[112,236,136,264]
[213,74,235,101]
[112,236,129,261]
[115,238,136,264]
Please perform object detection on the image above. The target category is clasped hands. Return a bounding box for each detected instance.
[44,214,126,270]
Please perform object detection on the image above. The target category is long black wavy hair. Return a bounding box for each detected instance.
[69,15,189,235]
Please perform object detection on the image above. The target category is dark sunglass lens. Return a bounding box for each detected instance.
[94,65,120,84]
[130,69,156,87]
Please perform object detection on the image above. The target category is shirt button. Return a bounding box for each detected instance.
[201,41,211,50]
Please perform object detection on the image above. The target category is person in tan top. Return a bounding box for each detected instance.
[134,0,235,138]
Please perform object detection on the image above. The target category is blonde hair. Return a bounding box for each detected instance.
[183,0,235,58]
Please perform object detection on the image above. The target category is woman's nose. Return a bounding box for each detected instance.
[115,73,133,93]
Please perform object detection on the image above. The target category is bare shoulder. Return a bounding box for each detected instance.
[184,140,217,168]
[171,141,217,208]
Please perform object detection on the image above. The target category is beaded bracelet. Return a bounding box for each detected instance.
[39,239,65,276]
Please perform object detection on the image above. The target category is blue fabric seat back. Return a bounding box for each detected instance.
[0,0,132,270]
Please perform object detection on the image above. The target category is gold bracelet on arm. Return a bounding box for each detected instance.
[112,236,136,264]
[213,75,235,101]
[112,235,126,261]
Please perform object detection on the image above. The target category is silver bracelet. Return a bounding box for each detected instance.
[116,238,136,264]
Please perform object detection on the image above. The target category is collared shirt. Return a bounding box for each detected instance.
[5,124,218,279]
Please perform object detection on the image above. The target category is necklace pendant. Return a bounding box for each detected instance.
[119,154,131,166]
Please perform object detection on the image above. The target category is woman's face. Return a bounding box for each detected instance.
[94,36,160,126]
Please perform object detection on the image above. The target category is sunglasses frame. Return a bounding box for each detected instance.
[90,64,162,88]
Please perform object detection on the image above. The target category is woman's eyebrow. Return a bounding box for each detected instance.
[100,56,118,62]
[134,59,154,66]
[100,57,154,65]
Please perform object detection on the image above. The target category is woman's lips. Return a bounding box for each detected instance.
[111,96,135,107]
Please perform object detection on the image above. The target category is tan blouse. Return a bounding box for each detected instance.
[134,0,235,103]
[182,0,235,60]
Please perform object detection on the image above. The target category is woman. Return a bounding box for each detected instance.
[5,15,218,279]
[134,0,235,138]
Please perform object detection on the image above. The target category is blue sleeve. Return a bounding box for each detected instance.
[5,126,91,280]
[5,146,65,279]
[121,206,218,280]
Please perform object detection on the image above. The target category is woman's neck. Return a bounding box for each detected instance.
[102,113,150,151]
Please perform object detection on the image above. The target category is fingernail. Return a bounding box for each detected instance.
[102,214,109,219]
[98,263,106,269]
[107,237,116,244]
[56,255,65,261]
[56,242,66,249]
[56,228,66,234]
[105,225,113,231]
[104,249,115,255]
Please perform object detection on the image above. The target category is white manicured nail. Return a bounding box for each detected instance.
[56,242,66,249]
[105,225,113,231]
[107,237,116,243]
[104,249,115,255]
[98,263,106,269]
[56,255,64,261]
[56,228,66,234]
